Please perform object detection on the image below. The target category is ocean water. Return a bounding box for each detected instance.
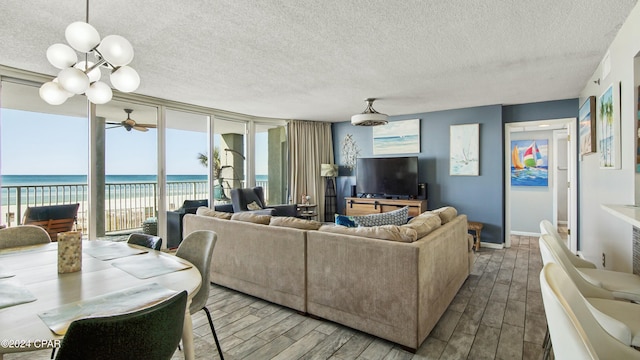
[373,135,420,155]
[511,167,548,187]
[2,174,268,185]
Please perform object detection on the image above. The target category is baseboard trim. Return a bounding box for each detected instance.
[510,231,541,237]
[480,242,504,249]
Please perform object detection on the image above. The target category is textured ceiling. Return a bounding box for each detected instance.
[0,1,637,122]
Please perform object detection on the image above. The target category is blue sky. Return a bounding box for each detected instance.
[1,109,268,175]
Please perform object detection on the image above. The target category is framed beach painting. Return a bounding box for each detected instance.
[579,96,596,156]
[372,119,420,155]
[450,123,479,176]
[597,84,620,169]
[511,139,548,186]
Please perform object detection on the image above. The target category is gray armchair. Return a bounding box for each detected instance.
[230,187,298,217]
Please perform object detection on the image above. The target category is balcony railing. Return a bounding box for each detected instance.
[1,179,269,234]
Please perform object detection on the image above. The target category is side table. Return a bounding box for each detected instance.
[297,204,318,220]
[468,221,483,251]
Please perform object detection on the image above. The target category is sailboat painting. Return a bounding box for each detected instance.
[511,139,548,186]
[450,123,479,176]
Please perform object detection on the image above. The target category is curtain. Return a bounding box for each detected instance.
[288,120,334,222]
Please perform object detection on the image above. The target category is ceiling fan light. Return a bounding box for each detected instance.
[74,61,101,82]
[110,66,140,92]
[58,67,90,94]
[85,81,113,104]
[351,98,388,126]
[65,21,101,53]
[39,81,68,105]
[46,43,78,69]
[98,35,134,67]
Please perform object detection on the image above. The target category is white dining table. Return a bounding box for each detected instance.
[0,240,201,360]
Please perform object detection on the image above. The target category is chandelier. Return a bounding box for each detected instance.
[351,98,388,126]
[39,1,139,105]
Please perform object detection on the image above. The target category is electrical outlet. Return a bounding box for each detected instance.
[602,253,606,267]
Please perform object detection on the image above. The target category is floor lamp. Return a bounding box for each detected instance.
[321,164,338,222]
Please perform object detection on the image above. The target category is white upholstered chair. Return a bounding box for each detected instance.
[539,220,596,269]
[540,235,640,347]
[540,263,640,359]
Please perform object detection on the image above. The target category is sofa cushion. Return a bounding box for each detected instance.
[432,206,458,224]
[352,206,409,227]
[335,214,357,228]
[318,224,418,243]
[196,207,232,220]
[403,212,441,238]
[270,216,323,230]
[231,212,271,225]
[247,201,262,210]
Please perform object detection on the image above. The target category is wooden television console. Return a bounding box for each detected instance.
[344,197,427,217]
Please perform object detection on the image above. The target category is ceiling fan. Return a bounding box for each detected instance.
[106,109,157,132]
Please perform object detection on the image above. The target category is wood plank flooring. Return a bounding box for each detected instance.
[5,235,546,360]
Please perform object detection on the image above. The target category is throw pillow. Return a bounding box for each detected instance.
[196,206,232,220]
[270,216,323,230]
[318,224,418,243]
[335,214,357,227]
[403,212,441,238]
[432,206,457,224]
[246,201,262,210]
[352,206,409,227]
[231,212,271,225]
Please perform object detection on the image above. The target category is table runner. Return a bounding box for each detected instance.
[84,243,148,260]
[0,278,37,309]
[0,265,14,279]
[111,254,192,279]
[37,283,176,335]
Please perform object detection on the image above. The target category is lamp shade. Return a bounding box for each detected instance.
[85,81,113,104]
[74,61,101,82]
[110,65,140,92]
[65,21,101,53]
[39,81,68,105]
[46,43,78,69]
[97,35,134,67]
[321,164,338,177]
[57,67,90,94]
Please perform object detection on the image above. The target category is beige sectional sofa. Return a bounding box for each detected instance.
[182,207,472,350]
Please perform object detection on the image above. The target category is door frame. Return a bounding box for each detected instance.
[504,117,578,249]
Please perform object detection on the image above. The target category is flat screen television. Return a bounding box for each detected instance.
[356,156,418,197]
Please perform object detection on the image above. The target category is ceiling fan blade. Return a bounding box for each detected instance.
[137,123,157,129]
[132,125,149,132]
[106,125,124,129]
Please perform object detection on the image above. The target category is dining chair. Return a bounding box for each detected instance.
[127,233,162,251]
[540,263,640,359]
[539,233,640,302]
[175,230,224,360]
[0,225,51,249]
[540,235,640,349]
[539,220,596,269]
[54,290,187,360]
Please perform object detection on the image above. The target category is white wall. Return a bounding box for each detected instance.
[578,3,640,271]
[510,130,555,233]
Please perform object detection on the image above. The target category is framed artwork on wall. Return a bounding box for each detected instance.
[597,84,620,169]
[511,139,548,186]
[579,96,596,156]
[449,123,479,176]
[372,119,420,155]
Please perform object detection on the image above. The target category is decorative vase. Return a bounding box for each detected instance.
[58,231,82,273]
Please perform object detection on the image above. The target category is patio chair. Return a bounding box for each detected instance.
[54,291,187,360]
[127,233,162,251]
[23,203,79,242]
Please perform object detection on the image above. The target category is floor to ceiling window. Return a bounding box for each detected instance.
[0,80,89,233]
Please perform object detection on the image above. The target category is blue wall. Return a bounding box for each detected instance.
[333,99,578,245]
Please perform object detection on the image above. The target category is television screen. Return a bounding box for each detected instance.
[356,156,418,197]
